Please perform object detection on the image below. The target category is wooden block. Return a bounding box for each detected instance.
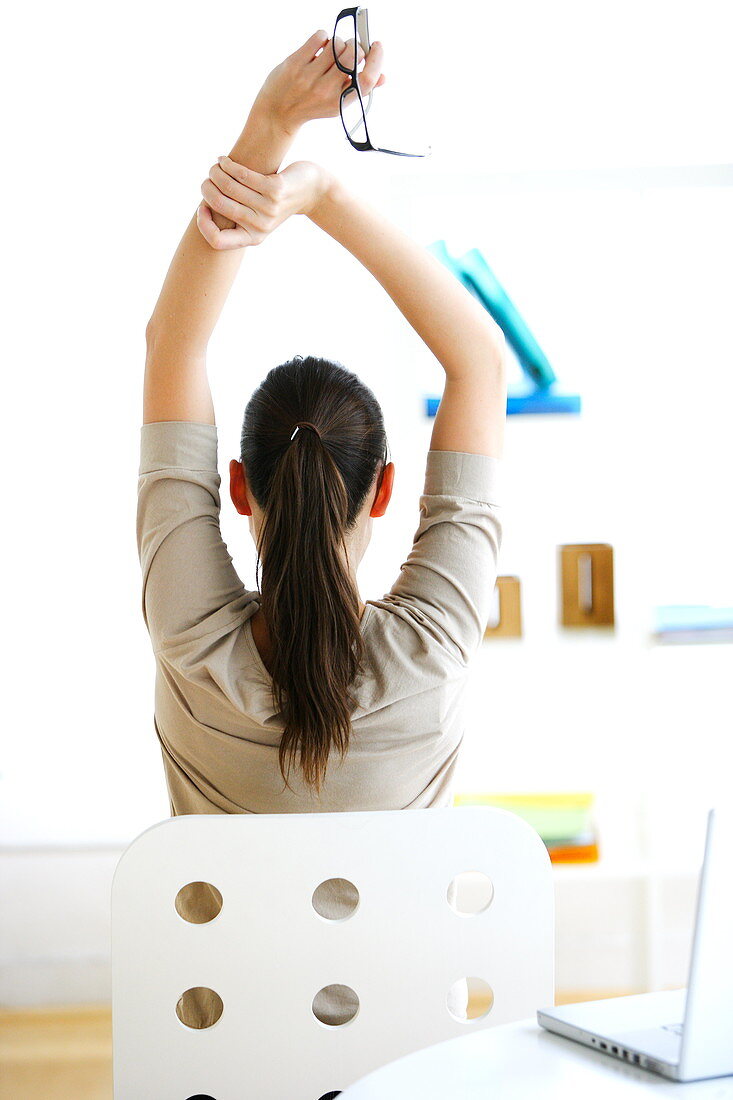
[484,576,523,638]
[559,544,615,627]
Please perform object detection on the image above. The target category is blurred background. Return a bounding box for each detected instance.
[1,0,732,1093]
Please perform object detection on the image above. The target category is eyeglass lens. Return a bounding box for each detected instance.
[334,11,369,75]
[334,11,372,144]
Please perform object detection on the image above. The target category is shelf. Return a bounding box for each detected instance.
[551,861,701,880]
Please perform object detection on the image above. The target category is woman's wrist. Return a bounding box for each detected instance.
[228,99,300,175]
[251,87,302,139]
[205,102,299,234]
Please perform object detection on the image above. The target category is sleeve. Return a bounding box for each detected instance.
[136,421,248,655]
[380,449,503,667]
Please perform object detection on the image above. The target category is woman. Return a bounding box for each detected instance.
[138,29,506,1027]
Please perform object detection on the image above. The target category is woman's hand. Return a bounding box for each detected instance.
[196,157,333,251]
[254,28,386,133]
[199,30,385,241]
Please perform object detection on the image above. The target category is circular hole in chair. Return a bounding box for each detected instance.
[447,977,494,1022]
[312,984,360,1026]
[312,877,360,920]
[176,986,224,1029]
[175,881,223,924]
[446,871,494,915]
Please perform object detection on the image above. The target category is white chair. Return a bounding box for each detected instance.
[111,806,554,1099]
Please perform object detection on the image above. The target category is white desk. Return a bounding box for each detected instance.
[339,1019,733,1098]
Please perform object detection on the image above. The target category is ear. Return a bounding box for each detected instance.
[229,459,253,516]
[370,461,395,518]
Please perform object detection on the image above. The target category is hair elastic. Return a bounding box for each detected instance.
[290,421,321,441]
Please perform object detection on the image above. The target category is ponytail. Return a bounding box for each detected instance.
[240,356,389,795]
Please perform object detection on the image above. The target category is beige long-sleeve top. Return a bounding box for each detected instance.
[136,419,502,1025]
[137,420,502,815]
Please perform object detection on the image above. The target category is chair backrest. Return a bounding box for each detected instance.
[111,806,554,1100]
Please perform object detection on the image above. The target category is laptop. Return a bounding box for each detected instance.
[537,807,733,1082]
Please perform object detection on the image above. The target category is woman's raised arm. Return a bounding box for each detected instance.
[307,178,507,458]
[204,150,506,456]
[143,31,384,425]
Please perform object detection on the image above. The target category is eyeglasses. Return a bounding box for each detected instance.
[332,6,431,157]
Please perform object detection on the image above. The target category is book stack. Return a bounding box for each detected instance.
[653,605,733,644]
[453,792,599,863]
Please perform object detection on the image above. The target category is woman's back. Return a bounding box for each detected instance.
[137,421,502,816]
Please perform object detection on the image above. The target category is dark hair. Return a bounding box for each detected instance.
[240,354,390,795]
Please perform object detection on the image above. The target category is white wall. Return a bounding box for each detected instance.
[2,0,731,1005]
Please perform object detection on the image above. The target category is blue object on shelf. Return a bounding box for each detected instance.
[425,385,581,418]
[654,606,733,632]
[425,239,581,417]
[506,385,581,415]
[429,240,556,389]
[461,249,557,389]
